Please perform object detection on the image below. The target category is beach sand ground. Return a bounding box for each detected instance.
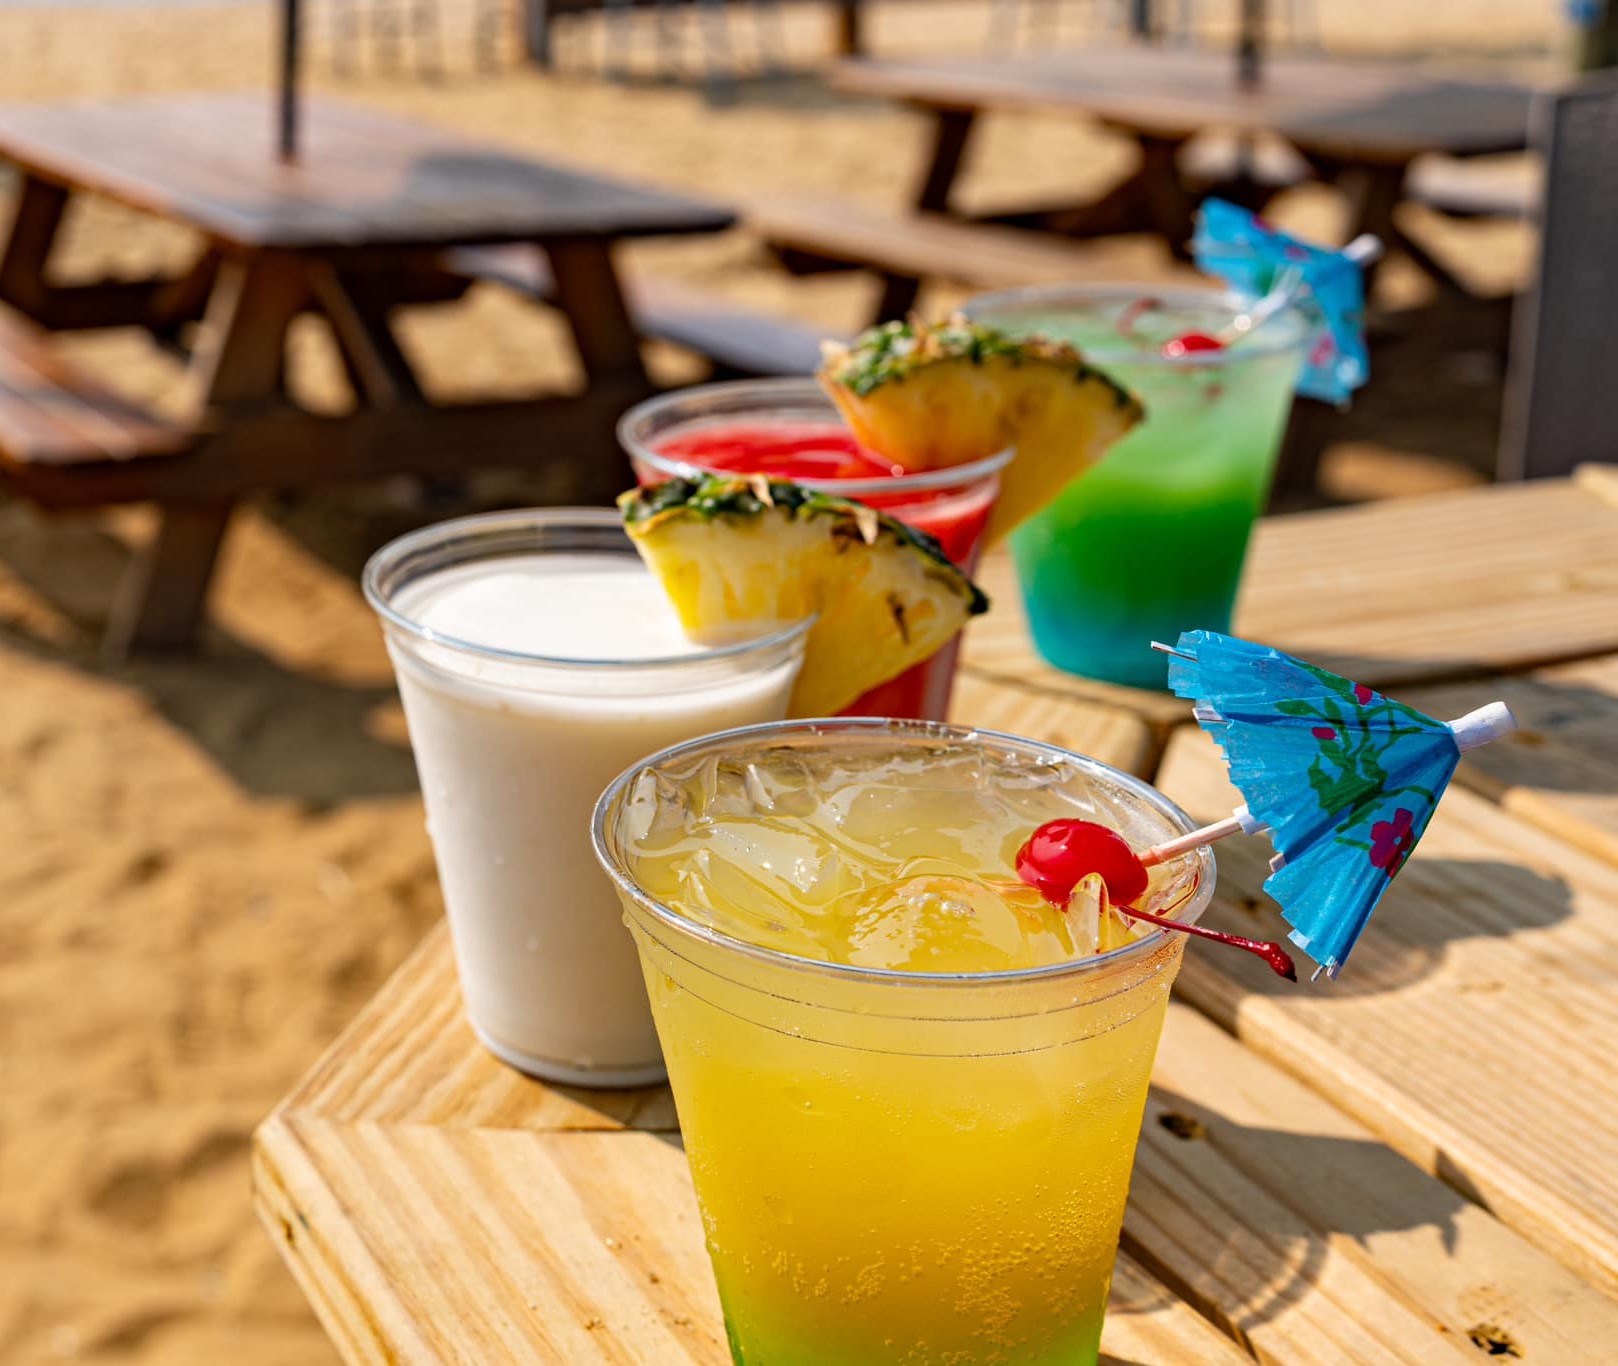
[0,1,1551,1359]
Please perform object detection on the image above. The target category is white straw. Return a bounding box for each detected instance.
[1220,233,1384,346]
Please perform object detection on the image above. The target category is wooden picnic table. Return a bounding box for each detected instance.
[0,92,734,652]
[256,468,1618,1362]
[830,47,1535,283]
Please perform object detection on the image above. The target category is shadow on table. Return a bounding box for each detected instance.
[1113,1083,1477,1341]
[0,503,419,804]
[1405,672,1618,796]
[1201,854,1574,997]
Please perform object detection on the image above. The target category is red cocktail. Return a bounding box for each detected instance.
[620,380,1008,720]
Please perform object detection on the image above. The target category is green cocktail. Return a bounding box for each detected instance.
[965,287,1308,689]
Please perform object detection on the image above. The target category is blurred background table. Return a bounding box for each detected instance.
[0,92,738,654]
[256,468,1618,1363]
[829,46,1535,271]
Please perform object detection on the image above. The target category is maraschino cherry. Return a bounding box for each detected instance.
[1016,819,1148,906]
[1015,818,1297,980]
[1160,331,1224,360]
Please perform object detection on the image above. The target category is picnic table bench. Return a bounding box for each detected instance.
[257,468,1618,1362]
[0,93,823,654]
[760,47,1535,321]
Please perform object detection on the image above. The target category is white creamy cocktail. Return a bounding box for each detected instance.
[364,509,806,1086]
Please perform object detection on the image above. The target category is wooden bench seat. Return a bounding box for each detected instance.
[751,194,1114,292]
[1405,153,1540,220]
[0,311,189,483]
[0,309,209,657]
[446,246,832,377]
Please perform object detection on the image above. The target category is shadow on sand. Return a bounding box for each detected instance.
[0,502,419,803]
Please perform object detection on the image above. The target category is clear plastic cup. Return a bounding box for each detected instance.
[619,379,1011,720]
[364,509,808,1087]
[592,717,1215,1362]
[964,285,1309,690]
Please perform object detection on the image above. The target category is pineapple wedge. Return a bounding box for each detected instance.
[620,475,988,717]
[818,316,1144,544]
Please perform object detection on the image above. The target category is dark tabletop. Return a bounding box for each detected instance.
[0,93,735,253]
[834,48,1536,163]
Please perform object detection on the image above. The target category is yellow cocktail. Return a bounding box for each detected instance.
[593,720,1214,1364]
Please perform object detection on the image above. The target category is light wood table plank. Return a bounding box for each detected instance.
[258,922,1618,1363]
[0,94,733,253]
[1156,724,1618,1295]
[948,672,1159,776]
[256,931,1250,1364]
[259,474,1618,1361]
[833,49,1532,163]
[964,479,1618,701]
[1143,1004,1618,1363]
[1406,652,1618,869]
[1576,461,1618,510]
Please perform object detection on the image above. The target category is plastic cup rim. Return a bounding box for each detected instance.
[618,376,1015,497]
[591,716,1218,991]
[963,281,1314,367]
[361,506,812,674]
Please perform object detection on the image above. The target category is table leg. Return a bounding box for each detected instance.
[539,238,648,497]
[1135,133,1198,258]
[524,0,554,66]
[914,108,976,214]
[1271,397,1336,500]
[147,248,223,353]
[833,0,862,56]
[544,239,648,387]
[979,131,1194,254]
[308,263,428,408]
[104,253,307,656]
[0,177,213,333]
[0,176,67,318]
[102,502,236,654]
[1311,157,1407,296]
[862,108,979,322]
[1389,225,1487,303]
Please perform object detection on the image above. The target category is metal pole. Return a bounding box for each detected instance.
[1238,0,1264,88]
[278,0,300,162]
[1129,0,1152,41]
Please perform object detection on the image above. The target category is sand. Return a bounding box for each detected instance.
[0,0,1551,1360]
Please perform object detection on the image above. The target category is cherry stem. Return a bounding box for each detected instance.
[1114,903,1298,981]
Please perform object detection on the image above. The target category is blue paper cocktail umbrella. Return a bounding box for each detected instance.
[1192,199,1375,406]
[1145,630,1518,978]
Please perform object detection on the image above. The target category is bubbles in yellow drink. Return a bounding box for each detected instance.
[593,721,1212,1365]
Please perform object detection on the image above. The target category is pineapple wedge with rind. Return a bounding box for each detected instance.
[818,316,1144,545]
[620,475,987,717]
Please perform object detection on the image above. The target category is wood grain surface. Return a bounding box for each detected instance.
[1145,1004,1618,1362]
[965,477,1618,698]
[1157,723,1618,1296]
[947,671,1160,776]
[256,476,1618,1364]
[260,922,1618,1363]
[832,48,1532,162]
[1407,652,1618,869]
[257,928,1250,1365]
[0,310,188,465]
[0,94,733,252]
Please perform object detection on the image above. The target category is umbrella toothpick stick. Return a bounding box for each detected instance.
[1018,633,1524,985]
[1139,808,1265,868]
[1219,234,1383,345]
